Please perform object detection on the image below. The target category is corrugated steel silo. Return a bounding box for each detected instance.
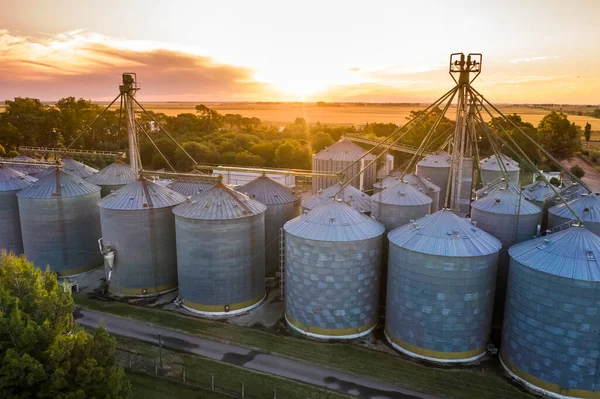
[548,192,600,236]
[386,210,501,362]
[173,182,267,315]
[301,182,371,214]
[62,158,98,179]
[312,138,376,194]
[477,179,532,200]
[416,151,451,210]
[17,168,102,276]
[284,200,385,339]
[98,178,186,297]
[480,154,520,185]
[167,180,214,197]
[401,173,441,213]
[85,161,136,197]
[371,182,432,231]
[373,176,400,194]
[523,180,557,230]
[501,227,600,398]
[237,175,300,277]
[0,166,36,254]
[10,155,52,178]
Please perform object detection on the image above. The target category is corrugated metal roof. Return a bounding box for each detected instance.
[371,181,432,206]
[85,161,136,186]
[388,210,502,256]
[61,158,98,179]
[402,173,441,193]
[416,151,451,168]
[284,200,384,241]
[548,193,600,223]
[312,138,375,161]
[236,174,298,205]
[173,181,266,220]
[477,179,535,200]
[0,165,37,191]
[480,154,520,172]
[301,182,371,212]
[167,180,215,197]
[373,176,401,190]
[98,178,186,210]
[17,168,100,199]
[471,188,541,215]
[523,180,556,202]
[509,226,600,281]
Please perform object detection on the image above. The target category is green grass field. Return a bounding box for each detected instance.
[129,372,228,399]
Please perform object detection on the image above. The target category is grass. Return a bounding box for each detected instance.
[76,295,534,399]
[128,371,228,399]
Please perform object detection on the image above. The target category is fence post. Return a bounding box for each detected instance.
[128,352,132,369]
[273,389,277,399]
[155,359,158,375]
[241,381,245,399]
[158,333,163,369]
[182,367,186,382]
[210,373,214,391]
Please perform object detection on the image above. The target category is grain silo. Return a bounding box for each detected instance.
[167,180,214,197]
[301,182,371,214]
[523,180,557,230]
[17,168,102,276]
[85,160,137,197]
[373,176,400,194]
[548,192,600,236]
[312,138,376,194]
[371,182,432,231]
[0,166,36,254]
[237,175,300,277]
[284,200,385,339]
[476,179,532,201]
[501,226,600,398]
[402,173,442,213]
[62,158,98,179]
[98,178,186,297]
[173,182,267,315]
[10,155,52,178]
[479,154,520,185]
[386,210,501,362]
[416,151,451,210]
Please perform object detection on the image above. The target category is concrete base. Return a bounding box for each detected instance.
[181,293,266,318]
[285,314,376,340]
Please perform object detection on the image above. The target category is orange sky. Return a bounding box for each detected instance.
[1,0,599,104]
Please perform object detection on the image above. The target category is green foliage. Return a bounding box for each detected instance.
[570,164,585,178]
[549,177,561,186]
[0,144,5,157]
[537,112,581,160]
[7,150,19,158]
[488,114,541,164]
[584,122,592,142]
[0,254,131,399]
[310,131,334,153]
[592,109,600,119]
[275,139,310,169]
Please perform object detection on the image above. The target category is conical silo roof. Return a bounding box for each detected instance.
[509,226,600,281]
[167,180,214,197]
[17,168,100,199]
[173,181,266,220]
[86,161,136,186]
[98,177,186,210]
[548,193,600,223]
[477,179,535,200]
[480,154,520,172]
[388,210,502,256]
[372,181,432,206]
[0,165,37,191]
[402,173,441,193]
[523,180,556,202]
[416,151,451,168]
[471,188,540,215]
[301,182,371,212]
[284,200,384,241]
[61,158,98,179]
[237,174,298,205]
[312,138,375,161]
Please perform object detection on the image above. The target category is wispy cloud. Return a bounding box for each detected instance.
[509,56,561,64]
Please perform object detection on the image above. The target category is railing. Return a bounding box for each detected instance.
[279,228,285,301]
[18,146,125,157]
[0,157,57,167]
[342,134,436,156]
[193,164,339,178]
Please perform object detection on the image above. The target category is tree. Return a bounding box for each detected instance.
[584,122,592,142]
[0,144,5,157]
[0,253,131,398]
[310,131,334,152]
[570,165,585,179]
[537,112,581,161]
[275,139,310,169]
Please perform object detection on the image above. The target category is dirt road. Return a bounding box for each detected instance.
[561,157,600,193]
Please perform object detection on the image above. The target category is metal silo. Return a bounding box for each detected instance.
[548,192,600,236]
[0,166,36,254]
[301,182,371,214]
[85,161,136,197]
[386,210,501,362]
[237,175,300,277]
[173,182,267,315]
[371,181,432,231]
[402,173,442,213]
[416,151,451,210]
[480,154,520,185]
[312,138,376,194]
[476,178,533,201]
[284,200,385,339]
[98,178,186,297]
[501,226,600,398]
[167,180,214,197]
[373,176,400,194]
[17,168,102,276]
[62,158,98,179]
[523,180,557,230]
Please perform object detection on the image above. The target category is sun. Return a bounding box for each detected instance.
[254,69,330,101]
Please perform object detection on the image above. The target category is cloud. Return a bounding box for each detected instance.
[509,56,561,64]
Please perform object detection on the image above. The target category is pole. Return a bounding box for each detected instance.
[211,373,215,391]
[158,333,163,369]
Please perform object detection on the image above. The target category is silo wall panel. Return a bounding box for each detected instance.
[264,203,300,277]
[386,244,498,360]
[102,207,178,296]
[549,213,600,237]
[416,165,449,209]
[285,234,382,338]
[176,214,265,312]
[312,158,375,194]
[376,203,430,231]
[19,193,102,276]
[501,260,600,395]
[0,191,24,254]
[481,170,520,186]
[428,190,440,213]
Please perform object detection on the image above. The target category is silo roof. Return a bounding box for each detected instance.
[371,181,432,206]
[0,165,37,191]
[523,180,556,202]
[416,151,451,168]
[478,179,535,200]
[471,188,541,215]
[509,226,600,281]
[167,180,215,197]
[388,210,501,257]
[236,174,298,205]
[402,173,441,192]
[98,177,186,210]
[374,176,400,189]
[479,154,520,172]
[301,182,371,212]
[548,193,600,223]
[284,200,384,241]
[173,181,266,220]
[312,138,375,161]
[61,158,98,179]
[17,168,100,199]
[85,161,136,186]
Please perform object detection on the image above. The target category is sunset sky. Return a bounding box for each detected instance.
[1,0,599,104]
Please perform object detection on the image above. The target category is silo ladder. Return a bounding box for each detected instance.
[279,227,285,300]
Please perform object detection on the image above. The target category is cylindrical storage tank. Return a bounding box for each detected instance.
[373,176,400,194]
[237,175,300,277]
[386,210,501,363]
[85,161,136,197]
[17,168,102,276]
[548,192,600,236]
[301,182,371,214]
[284,200,385,339]
[173,182,267,315]
[0,166,36,254]
[371,182,432,231]
[523,180,557,231]
[416,152,451,210]
[480,154,520,186]
[62,158,98,179]
[312,138,376,194]
[501,227,600,398]
[167,180,214,197]
[401,173,441,213]
[470,188,541,326]
[98,178,186,297]
[477,179,533,201]
[10,155,52,178]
